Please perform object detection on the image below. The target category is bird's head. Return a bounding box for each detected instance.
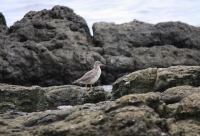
[94,61,106,67]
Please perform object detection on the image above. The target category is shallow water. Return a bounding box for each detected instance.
[57,105,73,110]
[101,85,112,92]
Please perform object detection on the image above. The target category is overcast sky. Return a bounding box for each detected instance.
[1,0,200,33]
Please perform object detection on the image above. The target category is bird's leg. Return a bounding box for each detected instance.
[85,84,87,87]
[90,84,92,88]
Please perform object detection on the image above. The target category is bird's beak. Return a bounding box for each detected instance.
[101,64,106,67]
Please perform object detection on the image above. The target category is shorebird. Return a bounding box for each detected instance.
[73,61,106,87]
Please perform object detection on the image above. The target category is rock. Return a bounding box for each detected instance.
[161,86,200,104]
[1,8,200,86]
[155,66,200,91]
[166,103,180,118]
[1,83,200,135]
[0,96,166,136]
[176,93,200,119]
[93,21,200,48]
[112,66,200,99]
[0,83,108,112]
[115,92,168,118]
[168,119,200,136]
[2,8,200,86]
[45,85,107,108]
[0,6,106,86]
[0,83,46,112]
[9,6,91,43]
[23,106,78,127]
[116,92,161,107]
[93,21,200,83]
[0,12,6,26]
[1,5,200,136]
[112,67,157,99]
[0,12,8,53]
[0,12,8,36]
[161,86,200,118]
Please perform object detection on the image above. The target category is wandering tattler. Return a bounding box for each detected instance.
[73,61,106,87]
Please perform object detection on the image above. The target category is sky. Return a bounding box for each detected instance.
[1,0,200,34]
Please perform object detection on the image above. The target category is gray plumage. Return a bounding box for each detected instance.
[73,61,106,87]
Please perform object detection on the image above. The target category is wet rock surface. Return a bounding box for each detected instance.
[112,66,200,99]
[45,85,107,107]
[0,84,108,113]
[0,84,46,112]
[0,94,166,136]
[1,66,200,135]
[161,86,200,104]
[1,5,200,136]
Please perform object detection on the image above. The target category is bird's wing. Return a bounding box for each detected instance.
[73,69,95,83]
[79,70,95,81]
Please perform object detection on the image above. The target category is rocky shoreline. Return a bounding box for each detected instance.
[1,65,200,135]
[1,5,200,136]
[1,5,200,87]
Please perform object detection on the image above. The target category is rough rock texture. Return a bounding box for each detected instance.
[1,6,200,135]
[0,83,108,112]
[93,21,200,49]
[0,6,105,87]
[0,95,167,136]
[0,84,46,112]
[1,85,200,136]
[44,85,106,107]
[0,13,8,38]
[93,21,200,83]
[1,7,200,86]
[176,93,200,119]
[112,66,200,99]
[1,65,200,135]
[161,86,200,104]
[167,119,200,136]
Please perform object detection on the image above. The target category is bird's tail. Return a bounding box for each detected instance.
[72,79,79,84]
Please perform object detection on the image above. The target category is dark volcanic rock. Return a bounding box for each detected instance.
[9,6,91,43]
[0,6,106,86]
[0,12,8,48]
[93,21,200,83]
[1,5,200,87]
[0,12,6,26]
[2,5,200,136]
[93,21,200,51]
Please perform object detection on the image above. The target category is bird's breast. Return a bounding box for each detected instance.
[89,75,100,84]
[87,67,101,84]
